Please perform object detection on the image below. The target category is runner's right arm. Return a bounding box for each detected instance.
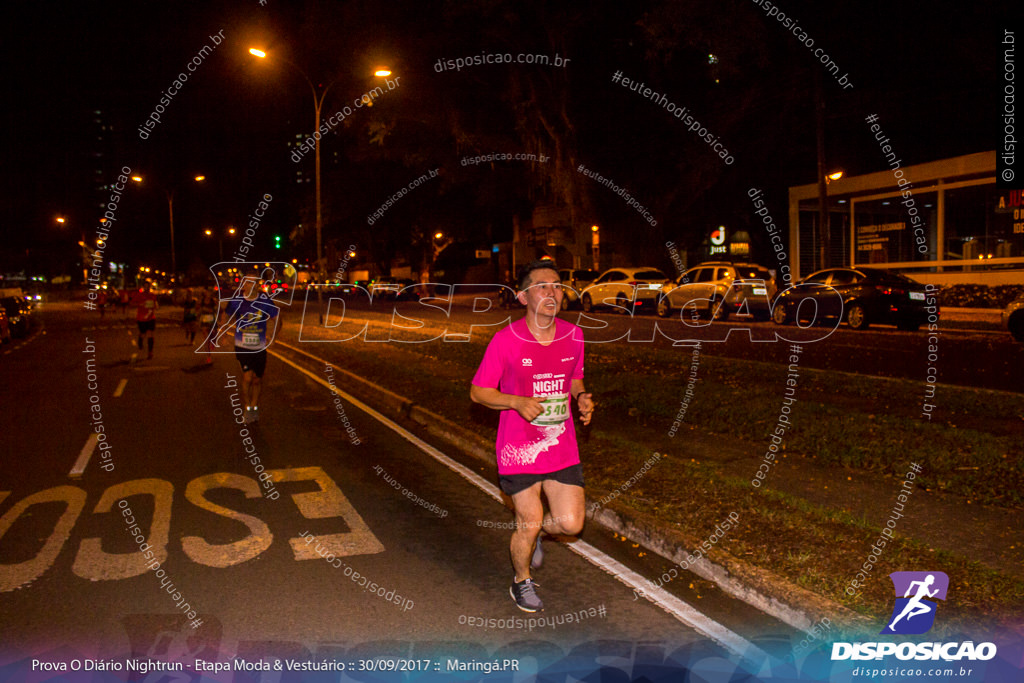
[470,385,544,422]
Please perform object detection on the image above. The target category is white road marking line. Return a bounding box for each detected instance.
[69,433,99,478]
[269,348,502,504]
[269,343,769,664]
[113,379,128,397]
[564,540,767,662]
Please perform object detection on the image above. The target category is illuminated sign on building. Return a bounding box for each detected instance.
[710,226,727,254]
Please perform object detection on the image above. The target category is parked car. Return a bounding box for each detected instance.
[0,295,33,338]
[369,277,402,301]
[771,267,932,331]
[657,261,776,321]
[580,267,669,313]
[1003,295,1024,343]
[0,308,10,344]
[558,268,600,310]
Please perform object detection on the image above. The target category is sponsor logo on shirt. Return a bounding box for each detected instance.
[522,358,533,366]
[561,356,574,363]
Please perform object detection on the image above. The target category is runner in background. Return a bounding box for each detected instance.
[182,288,198,344]
[118,287,130,317]
[221,271,281,424]
[197,288,217,364]
[131,282,159,359]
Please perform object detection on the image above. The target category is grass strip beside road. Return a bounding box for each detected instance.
[281,310,1024,635]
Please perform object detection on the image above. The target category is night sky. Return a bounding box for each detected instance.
[0,0,1014,278]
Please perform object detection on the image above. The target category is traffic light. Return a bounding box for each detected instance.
[274,235,282,249]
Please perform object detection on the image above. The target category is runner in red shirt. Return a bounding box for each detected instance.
[131,282,159,359]
[470,260,594,612]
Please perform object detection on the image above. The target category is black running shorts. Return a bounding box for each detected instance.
[236,348,268,377]
[499,463,584,496]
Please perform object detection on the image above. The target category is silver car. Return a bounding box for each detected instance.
[580,267,669,313]
[558,268,600,310]
[657,261,776,321]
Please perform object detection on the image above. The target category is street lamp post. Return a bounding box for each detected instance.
[204,226,236,262]
[249,48,391,321]
[248,49,337,290]
[132,174,205,282]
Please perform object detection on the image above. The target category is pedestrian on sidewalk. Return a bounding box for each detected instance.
[131,282,159,359]
[470,259,594,613]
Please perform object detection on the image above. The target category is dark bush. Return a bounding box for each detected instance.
[935,283,1024,308]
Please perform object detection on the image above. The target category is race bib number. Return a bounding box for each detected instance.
[242,331,261,348]
[531,394,570,426]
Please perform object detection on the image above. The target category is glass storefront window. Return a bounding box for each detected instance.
[852,193,937,265]
[947,184,1023,261]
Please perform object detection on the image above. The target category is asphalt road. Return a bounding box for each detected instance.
[0,302,803,677]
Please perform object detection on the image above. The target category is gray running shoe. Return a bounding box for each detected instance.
[510,578,544,612]
[530,535,544,569]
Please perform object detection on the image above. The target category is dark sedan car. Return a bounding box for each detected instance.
[1003,295,1024,343]
[0,296,34,338]
[771,267,934,331]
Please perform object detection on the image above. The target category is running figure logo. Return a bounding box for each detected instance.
[881,571,949,635]
[201,262,296,353]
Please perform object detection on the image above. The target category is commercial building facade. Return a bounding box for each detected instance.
[788,151,1024,285]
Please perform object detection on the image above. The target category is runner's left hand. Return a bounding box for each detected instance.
[577,393,594,425]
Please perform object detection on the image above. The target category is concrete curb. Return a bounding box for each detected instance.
[276,339,869,637]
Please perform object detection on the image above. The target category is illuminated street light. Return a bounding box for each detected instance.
[131,173,205,278]
[249,46,393,321]
[204,227,237,261]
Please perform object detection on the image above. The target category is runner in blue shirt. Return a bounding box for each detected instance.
[222,274,281,424]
